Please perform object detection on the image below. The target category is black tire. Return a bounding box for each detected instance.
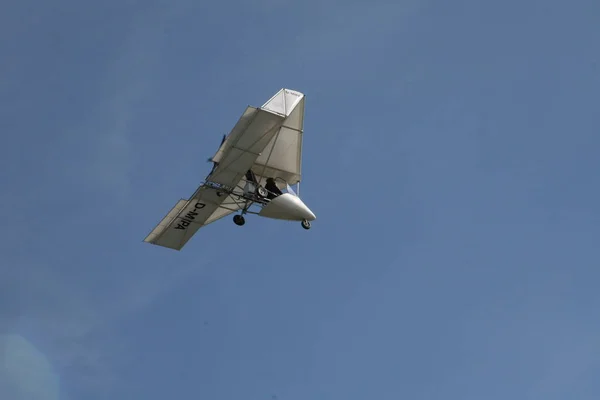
[233,215,245,226]
[301,219,311,230]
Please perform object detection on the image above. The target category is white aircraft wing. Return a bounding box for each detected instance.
[252,88,305,185]
[211,88,305,186]
[209,105,287,188]
[143,186,242,251]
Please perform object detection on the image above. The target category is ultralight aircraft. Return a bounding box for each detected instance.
[144,88,316,251]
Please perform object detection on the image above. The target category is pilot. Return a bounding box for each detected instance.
[265,177,282,199]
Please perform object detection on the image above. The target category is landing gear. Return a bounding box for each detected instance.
[233,214,245,226]
[301,219,311,230]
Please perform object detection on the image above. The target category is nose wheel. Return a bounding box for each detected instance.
[301,219,311,230]
[233,215,245,226]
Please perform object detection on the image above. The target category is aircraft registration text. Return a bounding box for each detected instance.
[174,202,206,230]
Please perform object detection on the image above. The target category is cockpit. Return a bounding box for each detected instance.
[264,177,297,200]
[243,170,298,201]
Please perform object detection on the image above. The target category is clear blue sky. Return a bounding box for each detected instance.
[1,0,599,399]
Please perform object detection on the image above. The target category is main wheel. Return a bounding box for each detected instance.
[301,219,311,230]
[233,214,245,226]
